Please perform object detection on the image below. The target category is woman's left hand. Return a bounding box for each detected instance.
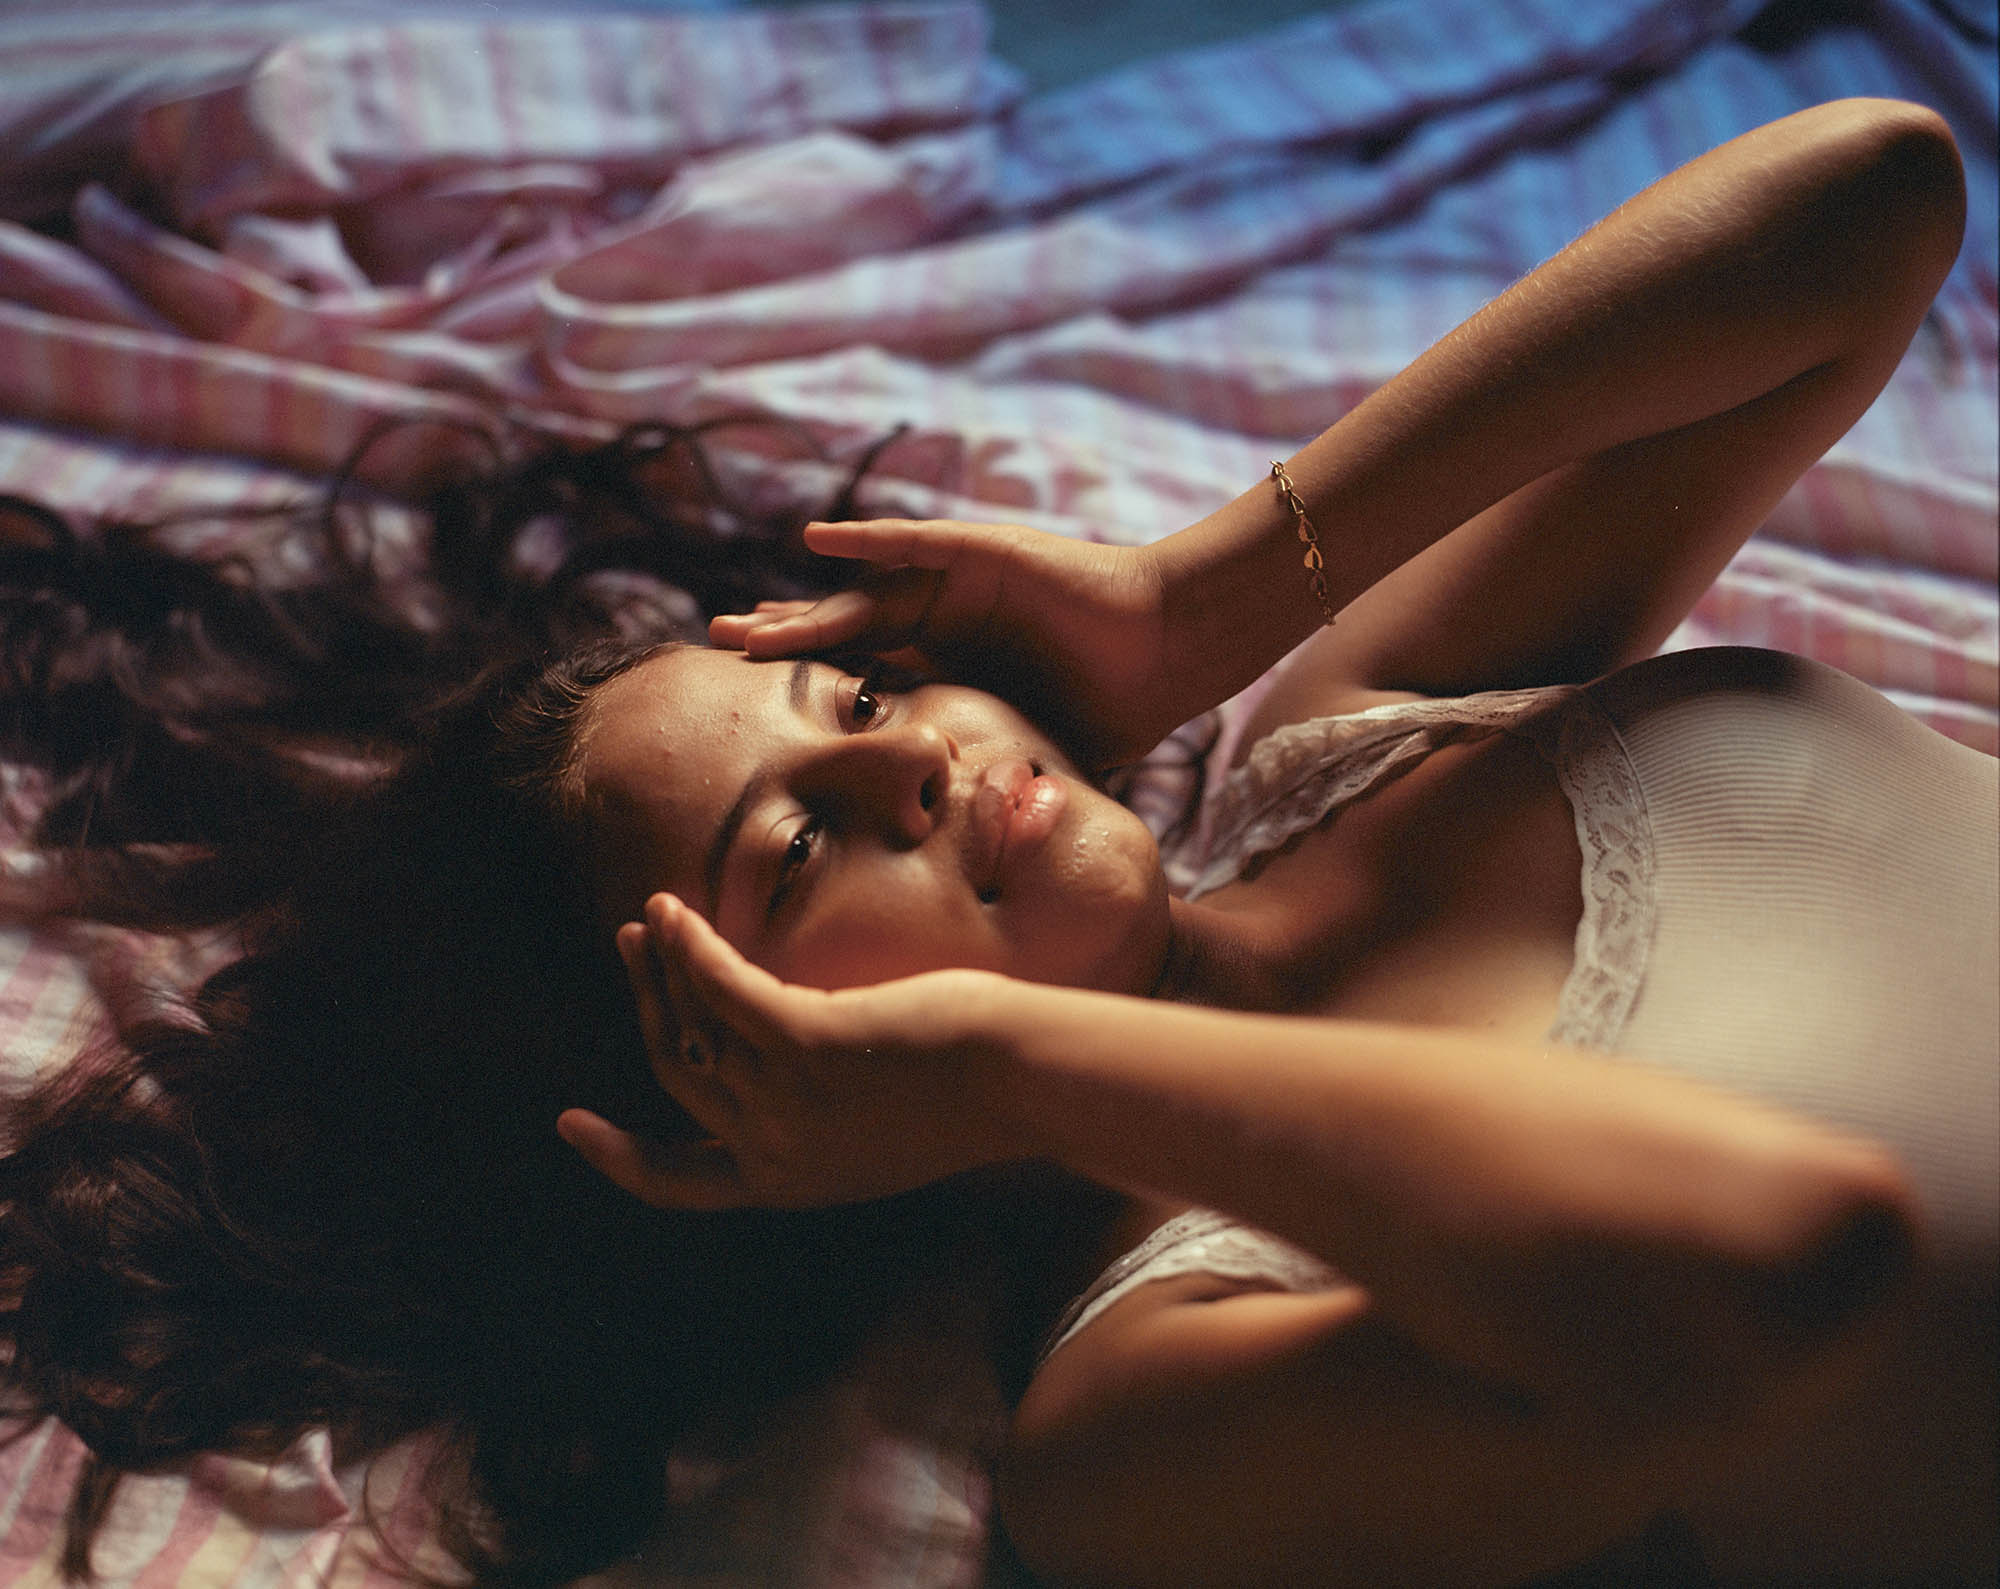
[708,517,1177,772]
[557,893,1016,1210]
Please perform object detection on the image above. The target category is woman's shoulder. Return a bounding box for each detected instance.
[1227,663,1425,772]
[1229,644,1859,771]
[1036,1206,1346,1372]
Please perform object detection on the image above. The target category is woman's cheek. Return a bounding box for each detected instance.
[1062,808,1162,909]
[1005,812,1167,989]
[773,883,1001,988]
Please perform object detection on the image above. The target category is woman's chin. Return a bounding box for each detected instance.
[1019,860,1171,996]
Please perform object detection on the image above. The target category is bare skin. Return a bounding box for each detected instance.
[559,101,1983,1587]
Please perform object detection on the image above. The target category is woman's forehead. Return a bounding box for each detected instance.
[577,647,788,914]
[581,647,786,790]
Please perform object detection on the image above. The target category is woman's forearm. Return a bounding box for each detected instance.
[1145,98,1963,718]
[962,981,1916,1410]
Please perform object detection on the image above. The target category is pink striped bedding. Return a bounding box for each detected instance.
[1,1,1993,1583]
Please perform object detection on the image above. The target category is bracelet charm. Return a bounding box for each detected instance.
[1270,461,1337,626]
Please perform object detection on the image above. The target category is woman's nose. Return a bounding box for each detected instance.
[803,721,954,843]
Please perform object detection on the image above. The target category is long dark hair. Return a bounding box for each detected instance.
[0,417,1040,1582]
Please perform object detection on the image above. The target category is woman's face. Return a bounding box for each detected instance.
[578,647,1170,994]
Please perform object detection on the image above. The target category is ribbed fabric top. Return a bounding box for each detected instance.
[1051,648,1998,1368]
[1595,648,1998,1271]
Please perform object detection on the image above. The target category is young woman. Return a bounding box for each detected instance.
[1,98,1990,1587]
[559,97,1993,1587]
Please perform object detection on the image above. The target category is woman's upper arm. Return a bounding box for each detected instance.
[1002,1274,1796,1589]
[1244,100,1965,713]
[1305,339,1947,705]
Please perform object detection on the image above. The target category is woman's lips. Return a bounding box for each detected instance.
[969,758,1067,898]
[1006,769,1066,852]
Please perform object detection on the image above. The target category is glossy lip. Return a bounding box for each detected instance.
[967,757,1061,899]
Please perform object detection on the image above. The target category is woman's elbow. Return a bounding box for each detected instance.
[1821,98,1966,294]
[1660,1135,1923,1434]
[1556,1126,1924,1438]
[1750,1138,1921,1346]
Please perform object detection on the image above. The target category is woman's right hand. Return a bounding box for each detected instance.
[709,519,1179,771]
[557,893,1021,1211]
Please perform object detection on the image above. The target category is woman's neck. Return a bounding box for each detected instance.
[1154,893,1304,1012]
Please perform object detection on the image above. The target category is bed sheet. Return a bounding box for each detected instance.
[0,0,1994,1584]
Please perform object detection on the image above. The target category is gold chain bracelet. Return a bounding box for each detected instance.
[1270,460,1337,626]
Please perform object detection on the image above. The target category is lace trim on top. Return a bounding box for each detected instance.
[1037,1210,1344,1367]
[1043,687,1661,1366]
[1524,686,1658,1049]
[1164,684,1657,1050]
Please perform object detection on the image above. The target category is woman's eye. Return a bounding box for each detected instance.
[783,824,816,877]
[842,671,893,730]
[772,820,820,913]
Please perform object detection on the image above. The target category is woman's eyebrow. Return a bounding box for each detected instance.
[701,658,817,914]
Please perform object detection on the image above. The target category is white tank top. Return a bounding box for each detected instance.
[1043,648,2000,1364]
